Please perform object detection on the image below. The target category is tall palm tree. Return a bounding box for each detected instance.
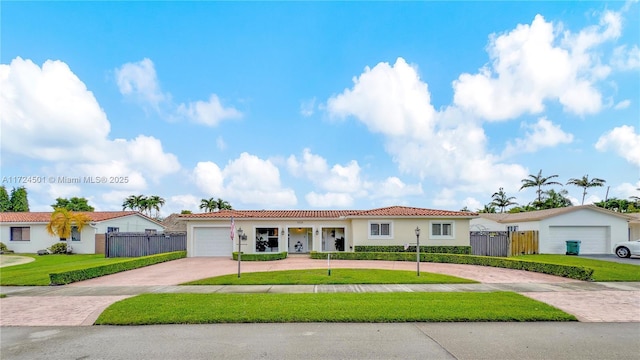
[147,195,165,218]
[215,198,232,210]
[520,169,562,208]
[566,175,606,205]
[490,187,518,213]
[46,208,92,253]
[200,198,217,212]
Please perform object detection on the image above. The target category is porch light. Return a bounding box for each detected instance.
[315,229,319,235]
[281,229,285,235]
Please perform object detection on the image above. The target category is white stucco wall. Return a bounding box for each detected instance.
[1,223,97,254]
[351,218,471,247]
[95,215,164,233]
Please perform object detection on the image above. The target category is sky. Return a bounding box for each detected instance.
[1,1,639,215]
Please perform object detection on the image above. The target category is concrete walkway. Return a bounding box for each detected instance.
[1,257,639,325]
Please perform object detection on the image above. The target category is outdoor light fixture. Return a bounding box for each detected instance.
[281,229,285,235]
[315,229,319,235]
[415,226,421,276]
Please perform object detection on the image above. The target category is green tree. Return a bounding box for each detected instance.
[566,175,606,205]
[215,198,232,210]
[147,195,166,218]
[539,189,572,209]
[9,186,29,212]
[180,210,192,214]
[122,195,147,213]
[477,204,497,213]
[0,186,11,212]
[199,198,217,212]
[519,169,562,208]
[46,208,92,253]
[490,187,518,213]
[51,197,95,211]
[595,198,630,213]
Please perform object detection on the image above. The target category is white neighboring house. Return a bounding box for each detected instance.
[0,211,165,254]
[470,205,632,255]
[628,213,640,241]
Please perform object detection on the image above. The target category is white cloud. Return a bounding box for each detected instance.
[453,11,623,120]
[193,161,224,196]
[370,177,423,199]
[300,98,316,117]
[115,58,241,126]
[115,58,166,109]
[611,45,640,71]
[462,197,483,212]
[595,125,640,166]
[287,148,329,179]
[0,57,180,202]
[305,192,354,208]
[216,136,226,150]
[614,181,640,199]
[614,99,631,110]
[502,117,573,157]
[167,194,201,214]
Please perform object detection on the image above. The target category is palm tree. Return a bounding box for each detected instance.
[122,194,147,213]
[215,198,232,210]
[46,208,92,253]
[477,204,497,213]
[566,175,606,205]
[200,198,217,212]
[147,195,165,218]
[490,187,518,213]
[540,189,572,209]
[520,169,562,208]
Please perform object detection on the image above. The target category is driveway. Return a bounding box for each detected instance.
[579,254,640,265]
[1,257,639,326]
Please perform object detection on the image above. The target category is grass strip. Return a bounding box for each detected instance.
[96,292,576,325]
[184,268,476,285]
[515,255,640,282]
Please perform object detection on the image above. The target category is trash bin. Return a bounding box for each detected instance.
[565,240,581,255]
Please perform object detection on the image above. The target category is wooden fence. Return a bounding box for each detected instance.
[470,230,538,257]
[105,232,186,258]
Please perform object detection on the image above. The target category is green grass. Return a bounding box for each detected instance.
[0,254,136,286]
[95,292,576,325]
[515,255,640,281]
[183,268,476,285]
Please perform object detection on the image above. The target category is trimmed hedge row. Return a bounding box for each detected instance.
[310,252,593,281]
[49,251,187,285]
[355,245,471,254]
[232,252,288,261]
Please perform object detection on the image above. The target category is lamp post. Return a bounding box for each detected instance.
[415,226,420,276]
[237,227,244,278]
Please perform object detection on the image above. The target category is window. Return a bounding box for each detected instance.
[71,226,81,241]
[10,227,30,241]
[107,227,119,233]
[431,221,454,239]
[256,227,279,252]
[507,225,519,232]
[145,229,157,235]
[369,221,392,238]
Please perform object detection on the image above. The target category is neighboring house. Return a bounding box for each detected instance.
[628,213,640,241]
[181,206,477,257]
[161,213,187,233]
[0,211,165,254]
[470,205,632,255]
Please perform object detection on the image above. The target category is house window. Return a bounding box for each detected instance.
[145,229,157,235]
[507,225,519,232]
[107,227,119,233]
[71,226,81,241]
[369,221,392,238]
[431,221,454,239]
[10,227,30,241]
[256,227,278,252]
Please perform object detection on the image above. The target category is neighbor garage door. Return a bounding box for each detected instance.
[547,226,608,254]
[192,227,232,257]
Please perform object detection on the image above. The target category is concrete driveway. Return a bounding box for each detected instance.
[1,257,639,326]
[579,254,640,265]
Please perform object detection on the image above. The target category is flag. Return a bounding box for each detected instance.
[230,216,235,241]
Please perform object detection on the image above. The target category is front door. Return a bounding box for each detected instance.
[288,227,311,253]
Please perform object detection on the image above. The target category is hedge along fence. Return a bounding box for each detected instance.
[355,245,471,254]
[232,252,288,261]
[310,252,593,281]
[49,251,186,285]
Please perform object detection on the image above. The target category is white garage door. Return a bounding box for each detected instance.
[547,226,608,254]
[192,227,232,257]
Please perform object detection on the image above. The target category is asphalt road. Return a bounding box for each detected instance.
[1,322,639,360]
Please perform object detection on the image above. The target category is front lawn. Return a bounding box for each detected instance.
[95,292,575,325]
[183,269,476,285]
[0,254,137,286]
[514,255,640,281]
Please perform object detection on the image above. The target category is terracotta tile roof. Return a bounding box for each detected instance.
[0,211,151,223]
[181,206,477,219]
[477,205,633,223]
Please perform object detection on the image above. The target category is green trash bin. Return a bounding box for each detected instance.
[565,240,581,255]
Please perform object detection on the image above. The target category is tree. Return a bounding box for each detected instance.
[9,186,29,212]
[200,198,217,212]
[122,195,147,213]
[0,186,11,212]
[477,204,497,213]
[566,175,606,205]
[629,187,640,205]
[519,169,562,208]
[490,187,518,213]
[180,210,192,214]
[147,195,166,218]
[51,197,95,211]
[215,198,232,210]
[46,208,92,253]
[539,189,572,209]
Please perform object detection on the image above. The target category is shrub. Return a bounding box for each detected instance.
[49,251,186,285]
[232,252,287,261]
[48,243,68,254]
[0,242,8,252]
[355,245,471,254]
[310,252,593,281]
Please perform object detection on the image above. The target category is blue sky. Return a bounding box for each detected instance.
[1,1,639,215]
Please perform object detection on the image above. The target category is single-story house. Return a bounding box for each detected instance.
[628,213,640,241]
[181,206,478,257]
[0,211,165,254]
[470,205,632,255]
[161,213,187,233]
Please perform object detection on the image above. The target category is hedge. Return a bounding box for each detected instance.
[310,252,593,281]
[232,252,287,261]
[355,245,471,254]
[49,251,186,285]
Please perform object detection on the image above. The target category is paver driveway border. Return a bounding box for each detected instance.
[1,256,639,325]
